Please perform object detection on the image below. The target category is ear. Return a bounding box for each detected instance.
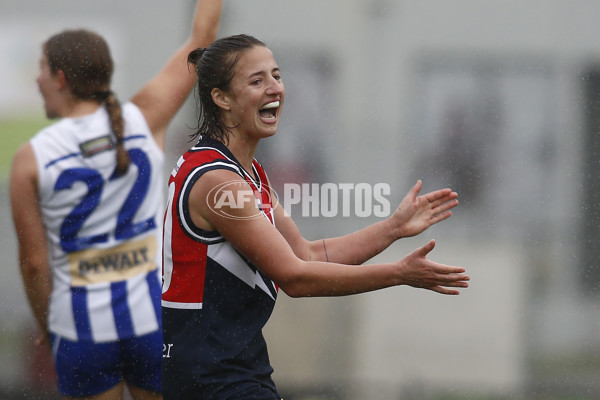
[211,88,231,111]
[54,69,69,91]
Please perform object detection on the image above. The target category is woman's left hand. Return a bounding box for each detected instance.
[391,180,459,238]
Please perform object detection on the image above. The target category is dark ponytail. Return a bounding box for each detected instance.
[187,48,207,66]
[188,34,266,143]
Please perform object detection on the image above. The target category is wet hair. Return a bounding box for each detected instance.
[44,29,129,175]
[187,34,267,143]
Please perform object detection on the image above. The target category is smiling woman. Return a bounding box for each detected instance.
[186,35,284,149]
[161,33,468,400]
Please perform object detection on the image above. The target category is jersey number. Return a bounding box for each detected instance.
[55,149,155,253]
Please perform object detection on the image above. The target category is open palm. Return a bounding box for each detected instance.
[393,180,459,238]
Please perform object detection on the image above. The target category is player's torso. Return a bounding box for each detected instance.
[31,102,164,342]
[161,139,278,391]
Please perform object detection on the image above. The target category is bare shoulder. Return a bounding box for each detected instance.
[187,167,254,230]
[10,142,37,191]
[10,142,43,236]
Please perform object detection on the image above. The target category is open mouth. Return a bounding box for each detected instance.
[259,101,280,121]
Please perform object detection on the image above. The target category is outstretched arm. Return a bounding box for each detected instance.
[132,0,223,148]
[10,144,52,342]
[188,171,469,297]
[275,180,459,265]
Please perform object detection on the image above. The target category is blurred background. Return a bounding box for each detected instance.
[1,0,600,399]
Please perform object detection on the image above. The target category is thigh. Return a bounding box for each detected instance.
[119,330,163,394]
[51,334,122,398]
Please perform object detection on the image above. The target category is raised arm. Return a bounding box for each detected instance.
[132,0,223,148]
[275,179,459,265]
[10,144,52,339]
[190,171,469,297]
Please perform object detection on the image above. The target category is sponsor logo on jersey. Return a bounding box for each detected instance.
[79,135,114,158]
[68,235,157,286]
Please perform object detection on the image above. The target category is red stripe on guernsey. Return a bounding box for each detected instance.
[162,237,208,306]
[248,160,274,225]
[162,149,224,307]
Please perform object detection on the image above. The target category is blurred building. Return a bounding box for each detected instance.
[1,1,600,399]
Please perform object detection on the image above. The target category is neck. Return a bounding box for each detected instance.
[226,133,259,173]
[64,100,102,118]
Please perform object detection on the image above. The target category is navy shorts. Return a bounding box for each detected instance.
[51,330,162,397]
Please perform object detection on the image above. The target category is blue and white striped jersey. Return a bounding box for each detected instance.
[31,102,163,342]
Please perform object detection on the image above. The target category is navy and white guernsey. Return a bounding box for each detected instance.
[162,138,280,399]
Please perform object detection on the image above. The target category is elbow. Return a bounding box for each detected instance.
[279,283,307,299]
[276,272,313,298]
[268,258,319,298]
[20,258,50,281]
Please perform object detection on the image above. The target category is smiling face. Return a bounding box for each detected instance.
[222,45,284,140]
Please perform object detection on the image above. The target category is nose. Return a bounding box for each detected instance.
[266,77,283,96]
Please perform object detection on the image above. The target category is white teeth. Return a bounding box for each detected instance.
[261,101,280,110]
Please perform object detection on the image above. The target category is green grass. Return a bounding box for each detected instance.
[0,113,50,181]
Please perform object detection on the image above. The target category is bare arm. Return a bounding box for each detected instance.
[131,0,223,148]
[10,143,52,337]
[189,171,469,298]
[274,179,459,265]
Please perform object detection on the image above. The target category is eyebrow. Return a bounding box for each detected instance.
[247,68,280,79]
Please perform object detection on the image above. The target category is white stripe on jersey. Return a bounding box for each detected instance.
[161,300,203,309]
[162,183,176,296]
[49,281,76,340]
[207,242,276,300]
[128,271,160,335]
[87,282,118,342]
